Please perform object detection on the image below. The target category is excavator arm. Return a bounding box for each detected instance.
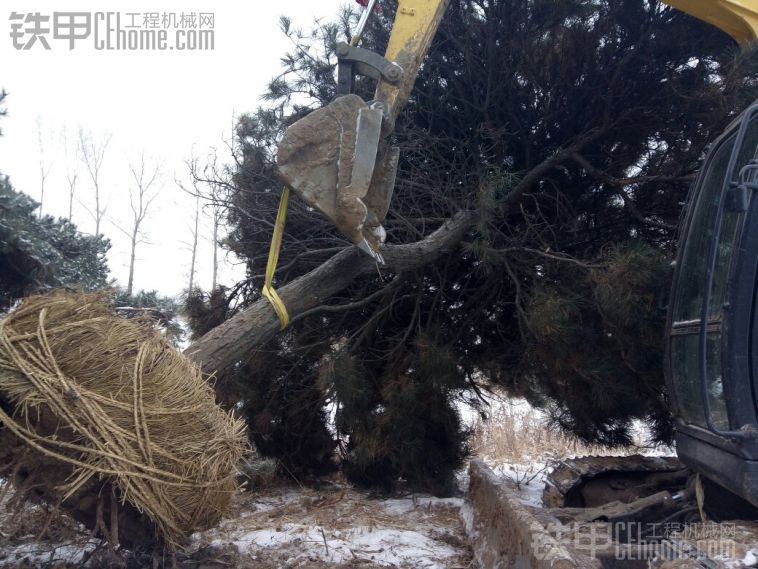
[373,0,449,128]
[276,0,757,262]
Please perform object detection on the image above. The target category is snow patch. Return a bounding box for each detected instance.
[380,496,463,515]
[221,525,459,568]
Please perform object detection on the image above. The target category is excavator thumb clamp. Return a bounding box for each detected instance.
[276,0,448,263]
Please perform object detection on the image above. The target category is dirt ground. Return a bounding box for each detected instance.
[0,482,474,568]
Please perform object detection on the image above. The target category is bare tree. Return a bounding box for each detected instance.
[184,152,230,291]
[119,153,162,297]
[61,126,78,220]
[211,202,222,290]
[79,129,112,235]
[36,118,54,218]
[188,193,200,292]
[176,173,206,293]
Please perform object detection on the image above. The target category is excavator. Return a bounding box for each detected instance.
[277,0,758,565]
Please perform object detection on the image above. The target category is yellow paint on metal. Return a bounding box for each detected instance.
[375,0,449,124]
[383,0,444,62]
[664,0,758,44]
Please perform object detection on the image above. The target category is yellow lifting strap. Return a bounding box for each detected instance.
[262,187,291,330]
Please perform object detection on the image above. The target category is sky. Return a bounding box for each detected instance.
[0,0,343,297]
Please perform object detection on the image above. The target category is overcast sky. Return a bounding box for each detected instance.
[0,0,342,297]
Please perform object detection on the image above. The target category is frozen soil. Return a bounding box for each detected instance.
[189,485,473,568]
[0,482,474,568]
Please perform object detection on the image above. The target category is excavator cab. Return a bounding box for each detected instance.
[666,99,758,507]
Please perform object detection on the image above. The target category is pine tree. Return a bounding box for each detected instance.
[0,175,111,309]
[186,0,758,490]
[112,289,184,346]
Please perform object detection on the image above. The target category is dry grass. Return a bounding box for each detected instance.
[470,395,641,465]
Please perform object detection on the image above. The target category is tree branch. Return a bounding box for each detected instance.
[184,210,476,376]
[571,152,679,231]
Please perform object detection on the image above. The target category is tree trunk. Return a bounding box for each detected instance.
[67,173,78,221]
[127,234,137,297]
[211,210,219,291]
[184,211,475,375]
[189,196,200,292]
[95,188,101,236]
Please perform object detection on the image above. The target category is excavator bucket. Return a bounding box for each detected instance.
[276,0,448,262]
[277,94,399,262]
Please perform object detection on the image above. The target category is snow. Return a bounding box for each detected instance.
[459,502,475,536]
[380,496,464,515]
[738,549,758,567]
[189,486,472,568]
[217,525,460,568]
[0,482,471,568]
[490,462,549,507]
[0,539,99,567]
[239,487,302,513]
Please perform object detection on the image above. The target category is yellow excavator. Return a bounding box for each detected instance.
[278,0,758,263]
[278,1,758,564]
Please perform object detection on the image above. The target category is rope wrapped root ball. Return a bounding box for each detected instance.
[0,291,248,549]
